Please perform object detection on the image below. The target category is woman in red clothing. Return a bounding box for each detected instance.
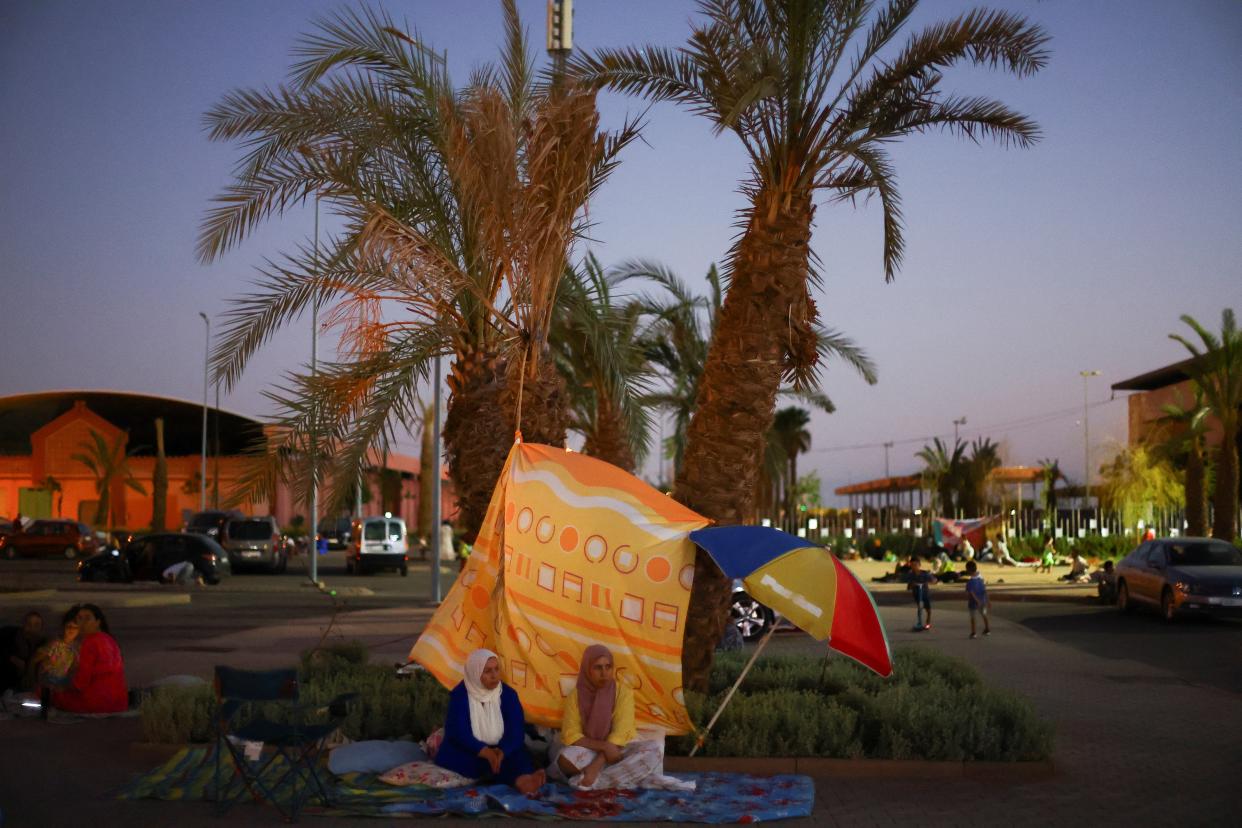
[51,603,128,713]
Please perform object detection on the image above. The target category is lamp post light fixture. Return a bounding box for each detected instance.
[953,416,967,443]
[1080,370,1101,516]
[198,312,210,514]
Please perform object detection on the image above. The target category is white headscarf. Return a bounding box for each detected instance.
[462,648,504,745]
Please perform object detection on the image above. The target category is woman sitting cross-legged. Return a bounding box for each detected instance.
[50,603,127,714]
[550,644,664,790]
[434,648,545,794]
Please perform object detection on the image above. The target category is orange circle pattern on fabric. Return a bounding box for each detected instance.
[559,526,579,552]
[612,545,637,574]
[583,534,607,563]
[536,516,555,543]
[470,585,490,609]
[516,507,534,533]
[505,502,516,524]
[645,555,671,583]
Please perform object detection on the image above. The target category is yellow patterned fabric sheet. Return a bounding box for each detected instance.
[410,442,708,734]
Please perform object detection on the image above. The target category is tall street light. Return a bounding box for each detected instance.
[198,312,210,514]
[309,195,320,585]
[1080,370,1101,515]
[953,416,967,443]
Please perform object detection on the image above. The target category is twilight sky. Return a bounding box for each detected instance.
[2,0,1239,506]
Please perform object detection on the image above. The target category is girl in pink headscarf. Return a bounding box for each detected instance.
[550,644,665,790]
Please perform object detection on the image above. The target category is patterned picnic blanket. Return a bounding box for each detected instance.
[118,746,813,822]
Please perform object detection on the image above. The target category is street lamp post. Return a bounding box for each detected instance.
[198,312,209,514]
[953,416,967,443]
[431,354,443,603]
[1080,370,1101,519]
[309,195,320,585]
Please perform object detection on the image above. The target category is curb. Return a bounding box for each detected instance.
[0,589,191,608]
[664,755,1056,780]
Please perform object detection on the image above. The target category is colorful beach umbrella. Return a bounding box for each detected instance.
[689,525,893,677]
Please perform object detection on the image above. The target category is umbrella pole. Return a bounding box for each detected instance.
[689,620,780,757]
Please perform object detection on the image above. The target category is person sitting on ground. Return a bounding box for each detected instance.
[960,538,976,562]
[1060,550,1090,583]
[550,644,664,790]
[1035,535,1057,574]
[908,558,937,632]
[872,557,914,583]
[1092,560,1117,603]
[977,538,995,563]
[0,610,47,693]
[936,551,961,583]
[433,648,545,794]
[964,561,992,639]
[50,603,128,714]
[35,605,81,690]
[994,534,1025,567]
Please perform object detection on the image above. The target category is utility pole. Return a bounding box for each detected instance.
[1080,370,1100,518]
[547,0,573,77]
[953,416,967,443]
[309,195,320,585]
[198,312,209,515]
[431,354,443,603]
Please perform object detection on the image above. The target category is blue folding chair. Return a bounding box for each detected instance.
[212,666,355,822]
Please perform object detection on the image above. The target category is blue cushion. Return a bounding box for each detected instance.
[328,740,427,775]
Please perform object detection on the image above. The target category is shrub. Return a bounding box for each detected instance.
[140,683,215,744]
[671,647,1051,761]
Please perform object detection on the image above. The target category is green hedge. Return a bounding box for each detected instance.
[666,648,1052,761]
[141,643,1052,762]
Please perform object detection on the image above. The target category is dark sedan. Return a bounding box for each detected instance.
[78,532,228,585]
[1116,537,1242,622]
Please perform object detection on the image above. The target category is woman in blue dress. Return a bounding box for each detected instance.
[433,648,545,794]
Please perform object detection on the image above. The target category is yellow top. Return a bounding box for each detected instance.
[560,682,636,747]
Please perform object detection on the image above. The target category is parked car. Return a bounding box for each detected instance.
[184,510,238,540]
[221,516,288,573]
[78,532,228,585]
[0,519,99,560]
[322,517,354,550]
[346,516,408,576]
[1115,537,1242,622]
[731,580,777,641]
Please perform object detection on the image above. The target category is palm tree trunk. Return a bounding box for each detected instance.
[674,189,815,691]
[151,418,168,531]
[582,394,636,473]
[1185,441,1207,537]
[1211,427,1238,540]
[444,347,569,543]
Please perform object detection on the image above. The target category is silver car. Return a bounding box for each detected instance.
[1116,537,1242,622]
[222,516,288,574]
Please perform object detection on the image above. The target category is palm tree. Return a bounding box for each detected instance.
[917,437,965,517]
[569,0,1048,684]
[198,3,636,540]
[1170,309,1241,539]
[71,429,147,529]
[151,417,168,530]
[1038,458,1062,528]
[1098,445,1184,533]
[771,407,813,529]
[549,254,654,472]
[961,437,1001,516]
[1154,390,1211,537]
[39,475,63,518]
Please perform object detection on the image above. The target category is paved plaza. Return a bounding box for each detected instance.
[1,552,1237,826]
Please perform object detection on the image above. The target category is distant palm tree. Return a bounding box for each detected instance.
[71,429,146,529]
[917,438,966,517]
[1155,390,1211,537]
[771,407,813,529]
[1170,309,1241,539]
[1038,458,1063,527]
[569,0,1048,685]
[961,437,1001,516]
[39,475,63,518]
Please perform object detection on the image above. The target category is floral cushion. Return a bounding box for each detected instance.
[378,759,474,789]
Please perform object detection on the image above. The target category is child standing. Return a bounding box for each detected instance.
[964,561,991,639]
[907,558,937,632]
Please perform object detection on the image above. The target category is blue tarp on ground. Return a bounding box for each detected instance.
[119,746,814,822]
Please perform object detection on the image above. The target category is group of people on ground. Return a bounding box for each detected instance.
[434,643,676,795]
[0,604,128,714]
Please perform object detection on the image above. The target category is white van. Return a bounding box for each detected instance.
[346,515,408,576]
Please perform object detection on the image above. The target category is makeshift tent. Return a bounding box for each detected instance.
[932,516,1003,551]
[410,441,709,734]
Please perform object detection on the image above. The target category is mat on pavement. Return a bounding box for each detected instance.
[118,745,813,822]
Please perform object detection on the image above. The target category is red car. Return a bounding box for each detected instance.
[0,519,100,559]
